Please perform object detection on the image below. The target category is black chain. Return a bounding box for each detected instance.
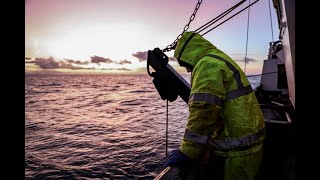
[162,0,203,52]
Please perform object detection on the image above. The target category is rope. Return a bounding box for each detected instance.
[166,100,168,157]
[163,0,261,52]
[246,71,278,77]
[201,0,260,36]
[163,0,203,52]
[244,0,251,74]
[268,0,274,41]
[195,0,246,34]
[163,0,248,52]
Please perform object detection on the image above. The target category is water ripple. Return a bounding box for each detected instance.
[25,74,259,179]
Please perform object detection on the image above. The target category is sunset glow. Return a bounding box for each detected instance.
[40,23,152,61]
[26,0,279,75]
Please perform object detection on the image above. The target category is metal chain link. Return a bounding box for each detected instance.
[163,0,203,52]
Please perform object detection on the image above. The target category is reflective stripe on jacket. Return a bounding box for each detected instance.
[174,32,265,159]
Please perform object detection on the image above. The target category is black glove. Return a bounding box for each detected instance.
[163,150,191,168]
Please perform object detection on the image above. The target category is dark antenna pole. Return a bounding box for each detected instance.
[244,0,251,74]
[166,100,168,157]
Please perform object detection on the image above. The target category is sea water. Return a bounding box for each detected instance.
[25,73,261,179]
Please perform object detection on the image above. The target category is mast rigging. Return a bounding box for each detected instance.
[162,0,261,52]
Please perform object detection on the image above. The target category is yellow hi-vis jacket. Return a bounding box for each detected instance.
[174,32,266,159]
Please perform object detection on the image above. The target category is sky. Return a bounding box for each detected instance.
[25,0,280,75]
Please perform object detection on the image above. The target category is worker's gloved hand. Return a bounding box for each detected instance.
[163,150,191,168]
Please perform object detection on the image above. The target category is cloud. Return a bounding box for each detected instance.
[35,57,60,69]
[25,57,36,63]
[25,59,36,63]
[100,67,131,71]
[59,61,93,70]
[25,60,36,63]
[64,58,90,65]
[132,51,147,62]
[91,55,113,64]
[32,56,131,71]
[35,57,92,69]
[132,50,177,63]
[118,59,132,65]
[234,57,257,64]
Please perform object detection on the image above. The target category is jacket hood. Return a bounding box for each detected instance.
[174,31,216,69]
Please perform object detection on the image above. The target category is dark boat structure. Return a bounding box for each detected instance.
[149,0,295,179]
[254,0,295,179]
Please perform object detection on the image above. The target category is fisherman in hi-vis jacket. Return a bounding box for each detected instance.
[163,31,266,180]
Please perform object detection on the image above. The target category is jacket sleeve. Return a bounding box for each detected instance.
[179,59,227,160]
